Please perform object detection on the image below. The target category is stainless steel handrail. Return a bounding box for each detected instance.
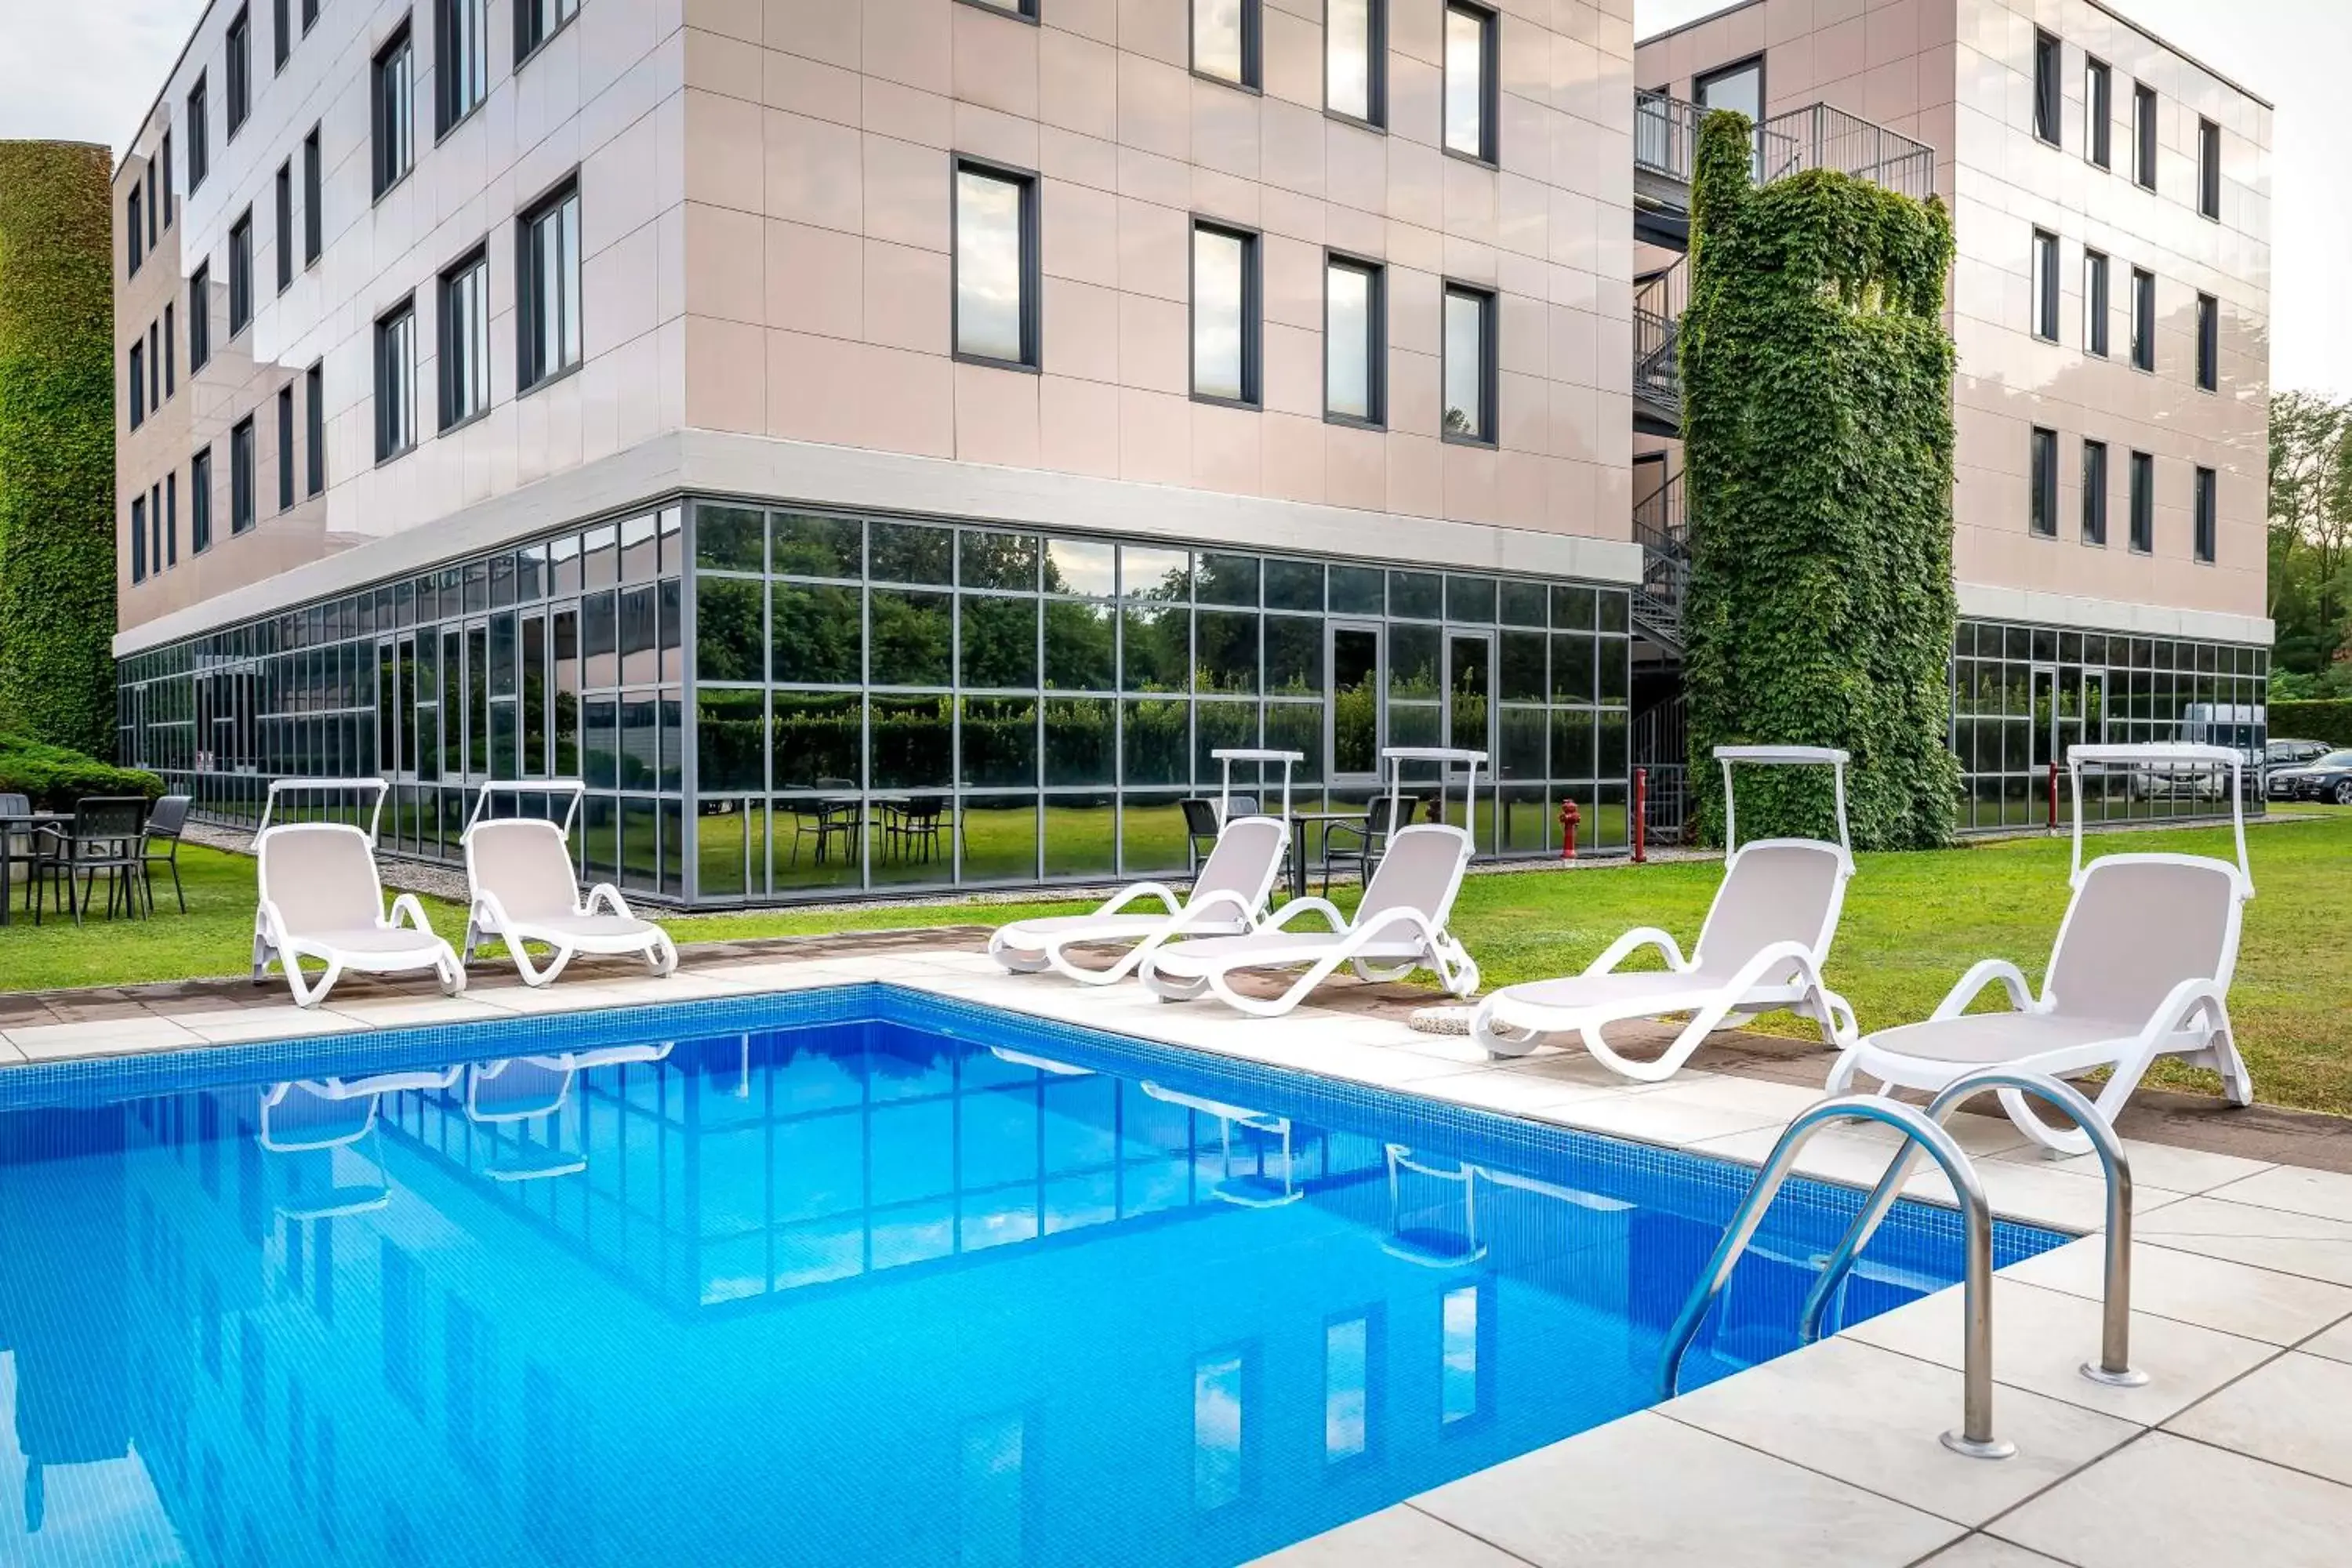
[1799,1069,2144,1388]
[1657,1095,2013,1459]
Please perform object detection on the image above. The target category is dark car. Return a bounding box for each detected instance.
[2270,748,2352,805]
[2267,739,2332,767]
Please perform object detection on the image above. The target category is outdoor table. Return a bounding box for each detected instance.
[1281,811,1371,902]
[0,811,71,927]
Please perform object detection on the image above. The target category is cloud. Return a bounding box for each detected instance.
[0,0,209,159]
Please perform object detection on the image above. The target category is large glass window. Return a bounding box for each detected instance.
[439,248,491,429]
[953,162,1036,368]
[437,0,489,136]
[1192,0,1257,89]
[1443,3,1497,163]
[1443,285,1494,444]
[1192,223,1258,405]
[1327,0,1382,125]
[372,23,414,198]
[376,298,417,461]
[1325,256,1381,424]
[519,180,582,390]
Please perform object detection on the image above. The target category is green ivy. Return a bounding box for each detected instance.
[1680,111,1960,850]
[0,142,118,757]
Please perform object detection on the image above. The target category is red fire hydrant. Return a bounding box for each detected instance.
[1559,797,1581,860]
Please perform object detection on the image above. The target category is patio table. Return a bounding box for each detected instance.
[0,811,71,927]
[1280,811,1370,902]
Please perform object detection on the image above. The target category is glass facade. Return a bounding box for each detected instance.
[1949,618,2267,833]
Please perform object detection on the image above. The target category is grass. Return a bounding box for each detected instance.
[5,809,2347,1115]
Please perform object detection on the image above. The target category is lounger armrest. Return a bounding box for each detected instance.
[1929,959,2038,1021]
[585,882,633,919]
[2132,977,2231,1048]
[1094,882,1183,919]
[1163,887,1254,931]
[1261,897,1348,933]
[1345,904,1446,949]
[1584,927,1690,976]
[387,893,433,934]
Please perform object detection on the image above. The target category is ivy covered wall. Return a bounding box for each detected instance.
[1680,111,1960,850]
[0,140,118,757]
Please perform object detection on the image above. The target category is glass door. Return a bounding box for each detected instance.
[2029,664,2060,825]
[1329,622,1382,782]
[1446,632,1494,844]
[2082,670,2111,822]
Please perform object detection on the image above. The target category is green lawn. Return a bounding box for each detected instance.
[5,810,2347,1114]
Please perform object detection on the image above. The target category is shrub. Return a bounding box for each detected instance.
[2271,699,2352,750]
[0,732,165,808]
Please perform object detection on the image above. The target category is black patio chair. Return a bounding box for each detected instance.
[28,797,151,926]
[141,793,194,913]
[886,799,948,864]
[0,793,33,919]
[1179,798,1222,877]
[1320,796,1398,895]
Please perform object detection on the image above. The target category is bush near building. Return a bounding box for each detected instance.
[2270,699,2352,750]
[0,732,163,808]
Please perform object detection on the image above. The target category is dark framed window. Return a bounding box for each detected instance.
[230,416,256,535]
[376,298,418,461]
[303,0,320,29]
[2198,118,2221,220]
[1191,0,1260,90]
[438,246,491,429]
[274,0,290,70]
[2031,30,2061,145]
[187,77,209,190]
[2196,292,2218,391]
[165,303,176,394]
[517,179,582,390]
[2129,450,2154,553]
[278,385,296,509]
[303,125,322,264]
[1327,0,1385,126]
[2082,438,2107,545]
[129,341,147,429]
[191,447,214,553]
[515,0,581,67]
[952,158,1040,368]
[1443,283,1497,445]
[305,361,325,495]
[132,495,147,583]
[437,0,489,136]
[372,23,415,198]
[165,472,178,564]
[2132,82,2156,189]
[1324,253,1383,426]
[1443,2,1499,164]
[2083,249,2109,356]
[161,131,174,224]
[2085,56,2112,168]
[226,7,252,138]
[190,262,212,369]
[2130,267,2154,372]
[128,187,144,275]
[146,161,158,249]
[964,0,1036,16]
[275,160,293,292]
[2028,426,2056,538]
[148,322,159,409]
[229,209,254,335]
[2194,466,2217,563]
[2031,229,2059,341]
[1190,220,1259,406]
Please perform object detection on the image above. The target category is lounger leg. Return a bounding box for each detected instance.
[1823,1047,1864,1095]
[1472,1002,1545,1059]
[2198,1002,2255,1107]
[648,933,679,977]
[2002,1084,2096,1159]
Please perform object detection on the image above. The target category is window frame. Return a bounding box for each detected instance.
[1440,281,1498,448]
[190,262,212,370]
[2028,426,2057,539]
[2031,29,2061,147]
[1442,1,1501,167]
[2085,56,2111,169]
[2031,228,2060,343]
[2195,292,2219,392]
[2197,117,2221,220]
[129,340,147,430]
[274,0,291,71]
[164,303,176,394]
[956,0,1040,20]
[516,176,584,394]
[2129,266,2155,373]
[305,361,325,495]
[278,384,296,510]
[191,446,214,554]
[187,76,209,191]
[161,131,174,225]
[1189,218,1261,409]
[514,0,582,71]
[375,296,419,464]
[2132,81,2157,190]
[226,6,252,140]
[949,155,1043,373]
[2193,465,2217,564]
[437,244,493,431]
[128,187,144,276]
[436,0,490,140]
[2081,437,2108,546]
[2128,450,2154,554]
[229,415,257,535]
[1189,0,1262,93]
[1325,0,1386,130]
[132,493,148,583]
[303,125,323,266]
[274,159,294,292]
[2083,249,2109,357]
[372,20,416,201]
[228,209,255,336]
[1323,250,1385,429]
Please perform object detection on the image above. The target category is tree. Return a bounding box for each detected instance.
[2267,390,2352,679]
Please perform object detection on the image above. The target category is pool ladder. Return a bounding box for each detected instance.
[1657,1068,2142,1460]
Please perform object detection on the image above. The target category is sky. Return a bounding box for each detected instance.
[0,0,2342,398]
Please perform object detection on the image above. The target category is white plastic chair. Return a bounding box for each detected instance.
[252,779,465,1008]
[461,782,678,986]
[1473,747,1858,1078]
[1828,743,2256,1156]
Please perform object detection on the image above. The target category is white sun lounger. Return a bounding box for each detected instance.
[1827,743,2256,1156]
[1472,746,1859,1079]
[252,779,466,1008]
[462,782,678,986]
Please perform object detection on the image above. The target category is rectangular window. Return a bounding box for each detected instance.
[376,299,417,461]
[275,161,293,292]
[277,385,296,509]
[2194,465,2217,563]
[1443,3,1498,163]
[191,447,213,553]
[517,180,583,390]
[1192,0,1258,89]
[149,323,160,409]
[165,303,176,394]
[190,263,212,369]
[161,131,174,224]
[229,210,254,335]
[2082,439,2107,545]
[274,0,290,69]
[188,77,209,190]
[1325,254,1382,425]
[438,248,491,428]
[437,0,489,136]
[147,161,158,248]
[303,125,322,265]
[227,8,252,138]
[128,187,144,275]
[2130,267,2154,372]
[372,24,415,198]
[2198,118,2221,219]
[2032,30,2061,145]
[1190,222,1258,405]
[2031,229,2059,342]
[166,472,178,564]
[2196,292,2218,391]
[306,361,325,494]
[2129,450,2154,553]
[1327,0,1383,125]
[515,0,580,65]
[2083,249,2109,357]
[303,0,319,29]
[952,161,1038,368]
[1443,284,1495,444]
[230,416,256,535]
[2132,82,2156,189]
[2029,426,2057,538]
[130,342,147,429]
[132,495,147,583]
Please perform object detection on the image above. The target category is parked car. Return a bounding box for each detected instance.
[2269,749,2352,805]
[2267,738,2332,767]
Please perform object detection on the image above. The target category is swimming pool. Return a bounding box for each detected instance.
[0,985,2067,1566]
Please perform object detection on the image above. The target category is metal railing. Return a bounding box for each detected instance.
[1631,466,1690,637]
[1632,260,1689,423]
[1635,90,1704,183]
[1757,103,1937,200]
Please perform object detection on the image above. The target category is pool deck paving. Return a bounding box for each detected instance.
[2,933,2349,1567]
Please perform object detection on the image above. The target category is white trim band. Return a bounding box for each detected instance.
[1956,582,2274,648]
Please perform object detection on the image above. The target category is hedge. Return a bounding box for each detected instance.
[0,142,118,759]
[2271,699,2352,750]
[0,732,163,808]
[1680,111,1959,850]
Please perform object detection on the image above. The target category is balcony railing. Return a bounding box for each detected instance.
[1632,258,1688,423]
[1631,467,1690,643]
[1635,90,1704,183]
[1634,92,1937,205]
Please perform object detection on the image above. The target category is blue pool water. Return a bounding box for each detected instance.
[0,986,2067,1567]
